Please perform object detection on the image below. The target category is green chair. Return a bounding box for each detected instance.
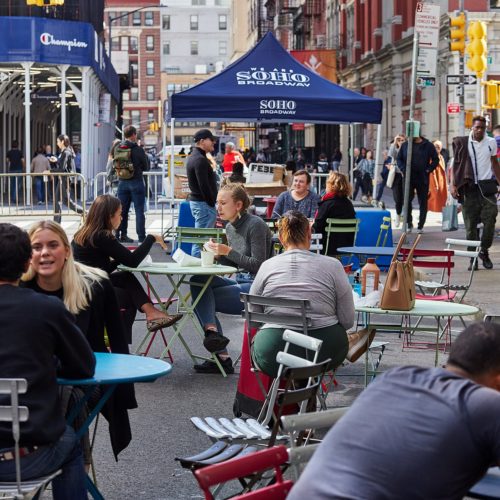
[164,226,226,253]
[375,216,392,248]
[323,218,360,263]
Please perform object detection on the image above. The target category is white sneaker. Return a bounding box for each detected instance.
[394,216,401,228]
[417,228,424,234]
[371,199,377,207]
[361,195,369,203]
[378,201,385,209]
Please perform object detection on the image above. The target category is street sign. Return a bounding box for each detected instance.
[417,47,438,77]
[446,74,478,85]
[415,2,441,48]
[447,102,461,115]
[456,86,464,97]
[416,76,436,87]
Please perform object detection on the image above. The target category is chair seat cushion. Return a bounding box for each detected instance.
[415,291,457,301]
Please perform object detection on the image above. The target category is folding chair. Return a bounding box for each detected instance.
[375,216,392,248]
[0,379,61,499]
[484,315,500,324]
[323,218,360,263]
[165,226,226,254]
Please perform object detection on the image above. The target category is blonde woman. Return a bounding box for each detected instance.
[312,171,356,256]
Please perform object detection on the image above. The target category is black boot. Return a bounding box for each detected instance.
[479,249,493,270]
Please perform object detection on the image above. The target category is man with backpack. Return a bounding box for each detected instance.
[114,125,150,243]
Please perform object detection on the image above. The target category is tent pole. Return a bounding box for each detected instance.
[373,123,383,206]
[349,123,354,197]
[170,118,175,226]
[161,114,167,195]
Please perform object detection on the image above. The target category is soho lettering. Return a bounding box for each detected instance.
[259,100,297,115]
[40,32,88,51]
[237,68,310,87]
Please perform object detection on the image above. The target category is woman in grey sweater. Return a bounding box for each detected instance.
[190,183,272,374]
[250,211,374,377]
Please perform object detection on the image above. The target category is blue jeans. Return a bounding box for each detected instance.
[34,176,45,203]
[0,426,87,500]
[118,178,146,241]
[189,201,217,257]
[190,275,252,335]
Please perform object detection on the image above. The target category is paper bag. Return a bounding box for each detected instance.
[442,202,458,232]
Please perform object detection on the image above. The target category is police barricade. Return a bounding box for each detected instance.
[0,172,86,221]
[310,172,328,195]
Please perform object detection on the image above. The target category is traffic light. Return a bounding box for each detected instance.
[449,12,466,53]
[466,21,487,78]
[484,81,499,108]
[26,0,64,5]
[149,122,159,132]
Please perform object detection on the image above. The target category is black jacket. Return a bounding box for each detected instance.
[123,140,149,181]
[397,138,439,184]
[312,195,356,256]
[186,147,218,207]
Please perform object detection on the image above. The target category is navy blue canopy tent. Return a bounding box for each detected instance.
[168,32,382,124]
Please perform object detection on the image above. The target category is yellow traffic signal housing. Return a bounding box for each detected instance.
[466,21,487,77]
[27,0,64,5]
[450,12,466,53]
[485,82,499,108]
[149,121,159,132]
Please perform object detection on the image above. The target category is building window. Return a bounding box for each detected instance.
[146,85,155,100]
[190,41,198,55]
[120,36,129,51]
[144,11,154,26]
[108,12,116,25]
[192,0,206,4]
[162,15,170,29]
[146,61,155,76]
[131,110,140,125]
[119,11,128,26]
[148,110,155,122]
[122,90,129,101]
[130,36,138,52]
[190,14,198,30]
[167,83,175,97]
[146,35,154,51]
[130,87,138,101]
[131,63,138,84]
[218,40,227,55]
[163,41,170,55]
[132,11,141,26]
[219,14,227,30]
[111,37,120,51]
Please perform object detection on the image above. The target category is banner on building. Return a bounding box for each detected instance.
[290,49,337,83]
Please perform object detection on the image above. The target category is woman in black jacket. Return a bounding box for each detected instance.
[312,171,356,256]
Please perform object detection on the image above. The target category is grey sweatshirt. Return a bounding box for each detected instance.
[249,249,355,330]
[218,212,272,275]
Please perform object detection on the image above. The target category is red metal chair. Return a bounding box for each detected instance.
[194,445,293,500]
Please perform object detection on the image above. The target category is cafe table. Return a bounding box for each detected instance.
[469,467,500,499]
[355,300,479,384]
[119,262,238,377]
[58,352,171,500]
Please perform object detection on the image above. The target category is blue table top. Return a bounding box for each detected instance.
[337,246,396,257]
[58,353,172,385]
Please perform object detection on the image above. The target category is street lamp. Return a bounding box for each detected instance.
[107,5,165,56]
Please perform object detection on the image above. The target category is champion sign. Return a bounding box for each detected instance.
[259,99,297,116]
[237,67,310,87]
[40,32,88,51]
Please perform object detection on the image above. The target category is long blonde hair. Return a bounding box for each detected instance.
[22,220,107,314]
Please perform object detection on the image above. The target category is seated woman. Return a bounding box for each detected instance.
[272,169,320,219]
[312,171,356,256]
[21,220,136,459]
[250,211,374,378]
[190,183,272,375]
[72,194,181,343]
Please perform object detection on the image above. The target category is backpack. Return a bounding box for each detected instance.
[113,142,135,180]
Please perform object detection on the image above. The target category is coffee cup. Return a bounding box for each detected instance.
[201,250,215,267]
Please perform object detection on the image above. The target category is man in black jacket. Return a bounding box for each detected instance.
[117,125,150,243]
[0,223,95,499]
[186,129,218,256]
[397,135,439,233]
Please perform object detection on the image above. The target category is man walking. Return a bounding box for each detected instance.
[186,129,218,257]
[31,147,50,204]
[397,134,439,233]
[117,125,150,243]
[6,140,24,204]
[451,116,499,269]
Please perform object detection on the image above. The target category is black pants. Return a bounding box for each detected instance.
[353,173,364,199]
[406,180,429,229]
[391,173,404,215]
[110,271,150,343]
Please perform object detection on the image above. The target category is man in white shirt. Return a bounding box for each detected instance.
[451,116,500,269]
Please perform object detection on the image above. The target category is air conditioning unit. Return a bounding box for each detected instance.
[316,34,326,48]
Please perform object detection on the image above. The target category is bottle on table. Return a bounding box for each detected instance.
[361,258,380,296]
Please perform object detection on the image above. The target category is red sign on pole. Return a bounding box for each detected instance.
[447,102,461,114]
[291,123,305,131]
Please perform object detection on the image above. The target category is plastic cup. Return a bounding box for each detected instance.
[201,251,215,267]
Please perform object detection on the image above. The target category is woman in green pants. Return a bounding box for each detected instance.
[250,210,374,377]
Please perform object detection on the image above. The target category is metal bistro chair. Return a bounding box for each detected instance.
[0,379,61,499]
[165,226,226,255]
[323,218,360,264]
[375,216,392,248]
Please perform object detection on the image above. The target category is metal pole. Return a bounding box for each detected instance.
[349,123,354,192]
[373,123,383,205]
[458,0,466,135]
[402,31,419,233]
[60,65,69,135]
[22,62,32,205]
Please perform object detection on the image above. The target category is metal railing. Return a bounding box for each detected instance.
[0,172,86,220]
[310,172,329,195]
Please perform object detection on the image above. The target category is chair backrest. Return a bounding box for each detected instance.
[0,378,29,495]
[174,226,226,246]
[445,238,481,300]
[484,314,500,324]
[324,218,360,255]
[194,445,292,500]
[376,216,392,248]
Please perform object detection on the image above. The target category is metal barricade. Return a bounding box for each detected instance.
[310,172,329,195]
[0,172,86,221]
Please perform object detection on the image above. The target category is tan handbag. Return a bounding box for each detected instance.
[380,233,421,311]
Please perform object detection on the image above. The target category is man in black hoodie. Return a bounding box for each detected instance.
[397,135,439,233]
[117,126,150,243]
[186,129,218,257]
